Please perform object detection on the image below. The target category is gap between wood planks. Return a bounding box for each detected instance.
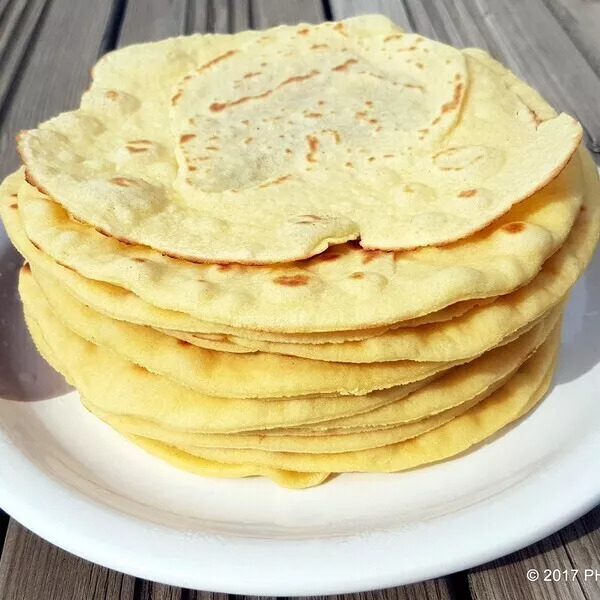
[0,510,8,557]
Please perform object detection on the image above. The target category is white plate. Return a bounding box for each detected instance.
[0,227,599,596]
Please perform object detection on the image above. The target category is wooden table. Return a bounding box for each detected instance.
[0,1,599,598]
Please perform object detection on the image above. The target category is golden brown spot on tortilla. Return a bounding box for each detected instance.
[350,272,364,279]
[458,189,477,198]
[383,154,395,158]
[311,43,329,50]
[362,251,381,264]
[365,100,373,106]
[126,139,152,153]
[317,252,342,262]
[210,70,319,112]
[22,263,31,273]
[171,90,183,105]
[133,257,146,263]
[110,177,137,187]
[321,128,341,143]
[197,49,238,74]
[31,241,41,251]
[403,83,424,91]
[273,274,310,286]
[368,156,375,162]
[504,222,525,234]
[384,34,403,42]
[243,72,262,79]
[285,148,292,154]
[296,214,323,223]
[197,156,210,161]
[333,23,347,35]
[176,339,191,347]
[104,90,120,100]
[345,161,354,167]
[527,106,544,127]
[441,82,463,114]
[217,264,232,271]
[244,137,253,144]
[9,203,17,209]
[404,185,414,193]
[418,128,429,135]
[180,133,196,143]
[432,116,442,125]
[260,175,291,188]
[188,165,197,171]
[332,58,358,72]
[205,146,219,150]
[305,112,322,118]
[415,62,424,69]
[298,27,310,35]
[306,134,319,162]
[281,70,320,87]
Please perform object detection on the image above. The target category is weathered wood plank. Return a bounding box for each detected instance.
[133,579,184,600]
[403,0,492,49]
[251,0,325,28]
[469,508,600,600]
[297,578,455,600]
[329,0,412,29]
[118,0,187,45]
[0,0,115,179]
[186,1,251,36]
[0,0,49,111]
[0,521,135,600]
[544,0,600,78]
[558,506,600,600]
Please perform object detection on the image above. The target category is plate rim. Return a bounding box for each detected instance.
[1,421,599,596]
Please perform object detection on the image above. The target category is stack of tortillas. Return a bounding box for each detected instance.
[1,15,598,488]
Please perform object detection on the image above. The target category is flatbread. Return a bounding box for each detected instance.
[26,265,464,399]
[174,323,561,472]
[15,145,583,332]
[20,272,448,431]
[23,308,329,488]
[0,171,498,344]
[18,16,580,263]
[173,149,599,362]
[81,306,560,453]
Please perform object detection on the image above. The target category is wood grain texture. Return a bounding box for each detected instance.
[118,0,187,45]
[558,506,600,600]
[0,521,135,600]
[251,0,325,27]
[544,0,600,78]
[0,0,115,178]
[297,579,454,600]
[0,0,48,112]
[469,507,600,600]
[329,0,412,28]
